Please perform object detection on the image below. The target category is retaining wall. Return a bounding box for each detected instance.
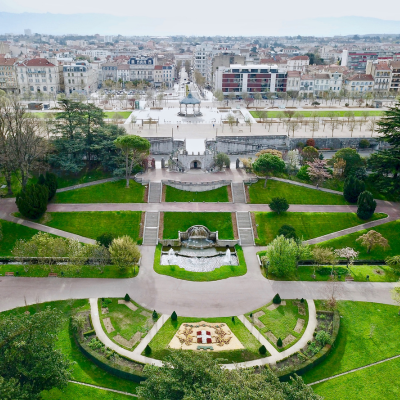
[162,180,231,192]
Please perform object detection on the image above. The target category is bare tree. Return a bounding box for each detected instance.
[367,117,377,137]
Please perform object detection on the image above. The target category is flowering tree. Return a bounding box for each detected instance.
[334,247,359,269]
[307,159,332,186]
[356,230,389,253]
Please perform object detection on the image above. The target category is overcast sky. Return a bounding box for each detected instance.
[1,0,399,21]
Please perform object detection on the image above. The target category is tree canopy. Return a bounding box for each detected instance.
[252,153,285,187]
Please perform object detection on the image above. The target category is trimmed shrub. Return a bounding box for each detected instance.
[277,337,283,347]
[259,345,267,355]
[343,175,365,203]
[277,224,297,240]
[97,232,115,248]
[300,298,304,303]
[359,139,370,149]
[231,316,235,322]
[269,197,289,214]
[152,310,158,319]
[273,293,281,304]
[124,293,130,302]
[16,183,48,219]
[296,165,310,182]
[249,312,253,318]
[357,191,376,220]
[306,138,316,147]
[144,345,151,355]
[171,311,177,321]
[315,330,332,346]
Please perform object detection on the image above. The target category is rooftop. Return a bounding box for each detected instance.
[180,93,201,105]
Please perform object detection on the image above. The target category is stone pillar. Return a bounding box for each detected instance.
[161,158,165,169]
[151,158,156,169]
[236,158,240,169]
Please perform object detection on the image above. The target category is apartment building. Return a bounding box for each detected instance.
[366,61,391,93]
[162,64,175,88]
[390,61,400,92]
[63,61,97,96]
[128,56,155,83]
[214,64,287,94]
[287,55,309,71]
[0,56,18,93]
[211,53,246,85]
[193,45,216,85]
[299,75,314,95]
[344,74,374,93]
[286,70,301,92]
[16,58,63,94]
[101,62,118,83]
[117,64,130,82]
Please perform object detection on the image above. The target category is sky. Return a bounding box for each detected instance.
[1,0,399,21]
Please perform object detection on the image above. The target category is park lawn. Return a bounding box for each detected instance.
[54,167,114,189]
[302,301,400,384]
[99,298,157,350]
[42,383,134,400]
[0,264,137,279]
[104,111,132,119]
[253,212,385,245]
[248,180,348,205]
[317,219,400,259]
[153,244,247,282]
[2,300,139,395]
[311,357,400,400]
[245,300,309,352]
[53,179,145,203]
[163,212,234,239]
[0,219,42,256]
[43,211,142,241]
[145,315,265,364]
[250,110,384,119]
[165,185,229,202]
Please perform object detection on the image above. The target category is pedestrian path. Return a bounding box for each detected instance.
[148,182,162,203]
[56,177,121,193]
[231,182,246,203]
[236,211,255,246]
[142,212,159,245]
[68,380,137,397]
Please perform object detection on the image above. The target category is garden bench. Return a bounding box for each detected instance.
[345,276,354,282]
[5,272,14,276]
[197,345,214,351]
[48,273,58,277]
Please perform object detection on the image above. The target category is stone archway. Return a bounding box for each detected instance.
[190,160,202,169]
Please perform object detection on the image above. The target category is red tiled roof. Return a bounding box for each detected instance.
[17,58,55,67]
[0,57,17,66]
[154,65,162,70]
[347,74,374,81]
[291,56,309,61]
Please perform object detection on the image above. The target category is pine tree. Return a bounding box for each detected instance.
[16,184,48,219]
[259,345,267,355]
[124,293,130,302]
[273,293,281,304]
[343,175,365,203]
[171,311,177,321]
[144,345,151,355]
[357,191,376,220]
[277,337,283,347]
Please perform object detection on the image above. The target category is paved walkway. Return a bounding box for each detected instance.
[56,177,121,193]
[68,380,137,397]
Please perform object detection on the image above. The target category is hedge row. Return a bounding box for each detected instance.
[276,310,340,381]
[74,334,147,383]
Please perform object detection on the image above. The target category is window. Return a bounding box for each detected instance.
[43,86,47,91]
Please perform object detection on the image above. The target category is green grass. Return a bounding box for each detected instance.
[245,300,309,352]
[1,300,138,394]
[254,212,385,245]
[43,211,142,241]
[165,185,229,202]
[103,111,132,119]
[0,219,42,256]
[99,298,156,350]
[145,316,265,363]
[250,110,384,118]
[54,180,145,203]
[153,244,247,281]
[163,212,234,239]
[42,382,134,399]
[0,264,137,279]
[54,167,114,189]
[248,180,348,205]
[317,219,400,259]
[312,356,400,400]
[302,301,400,384]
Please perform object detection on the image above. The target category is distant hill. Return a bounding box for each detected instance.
[1,12,400,36]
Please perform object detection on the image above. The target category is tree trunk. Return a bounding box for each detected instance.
[5,175,12,196]
[125,153,130,188]
[264,177,268,187]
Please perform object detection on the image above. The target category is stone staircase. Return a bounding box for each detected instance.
[231,182,246,203]
[236,211,254,246]
[142,212,159,245]
[148,182,162,203]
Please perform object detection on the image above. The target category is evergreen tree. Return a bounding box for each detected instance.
[278,224,297,240]
[38,172,58,200]
[171,311,177,321]
[16,184,48,219]
[269,197,289,214]
[357,191,376,220]
[343,175,365,203]
[273,293,281,304]
[277,337,283,347]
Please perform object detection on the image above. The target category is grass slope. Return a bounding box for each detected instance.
[312,357,400,400]
[317,219,400,259]
[0,219,41,256]
[165,185,229,202]
[163,212,234,239]
[248,180,348,205]
[2,300,138,395]
[103,111,132,119]
[54,180,145,203]
[154,244,247,281]
[254,212,385,245]
[302,301,400,384]
[146,316,264,363]
[44,211,142,241]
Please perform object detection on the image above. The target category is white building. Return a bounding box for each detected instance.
[287,55,309,72]
[81,49,111,60]
[344,74,374,93]
[117,65,130,82]
[128,56,155,83]
[16,58,63,95]
[286,71,301,92]
[193,45,216,85]
[63,61,97,97]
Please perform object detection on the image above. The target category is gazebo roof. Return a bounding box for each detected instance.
[180,92,201,105]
